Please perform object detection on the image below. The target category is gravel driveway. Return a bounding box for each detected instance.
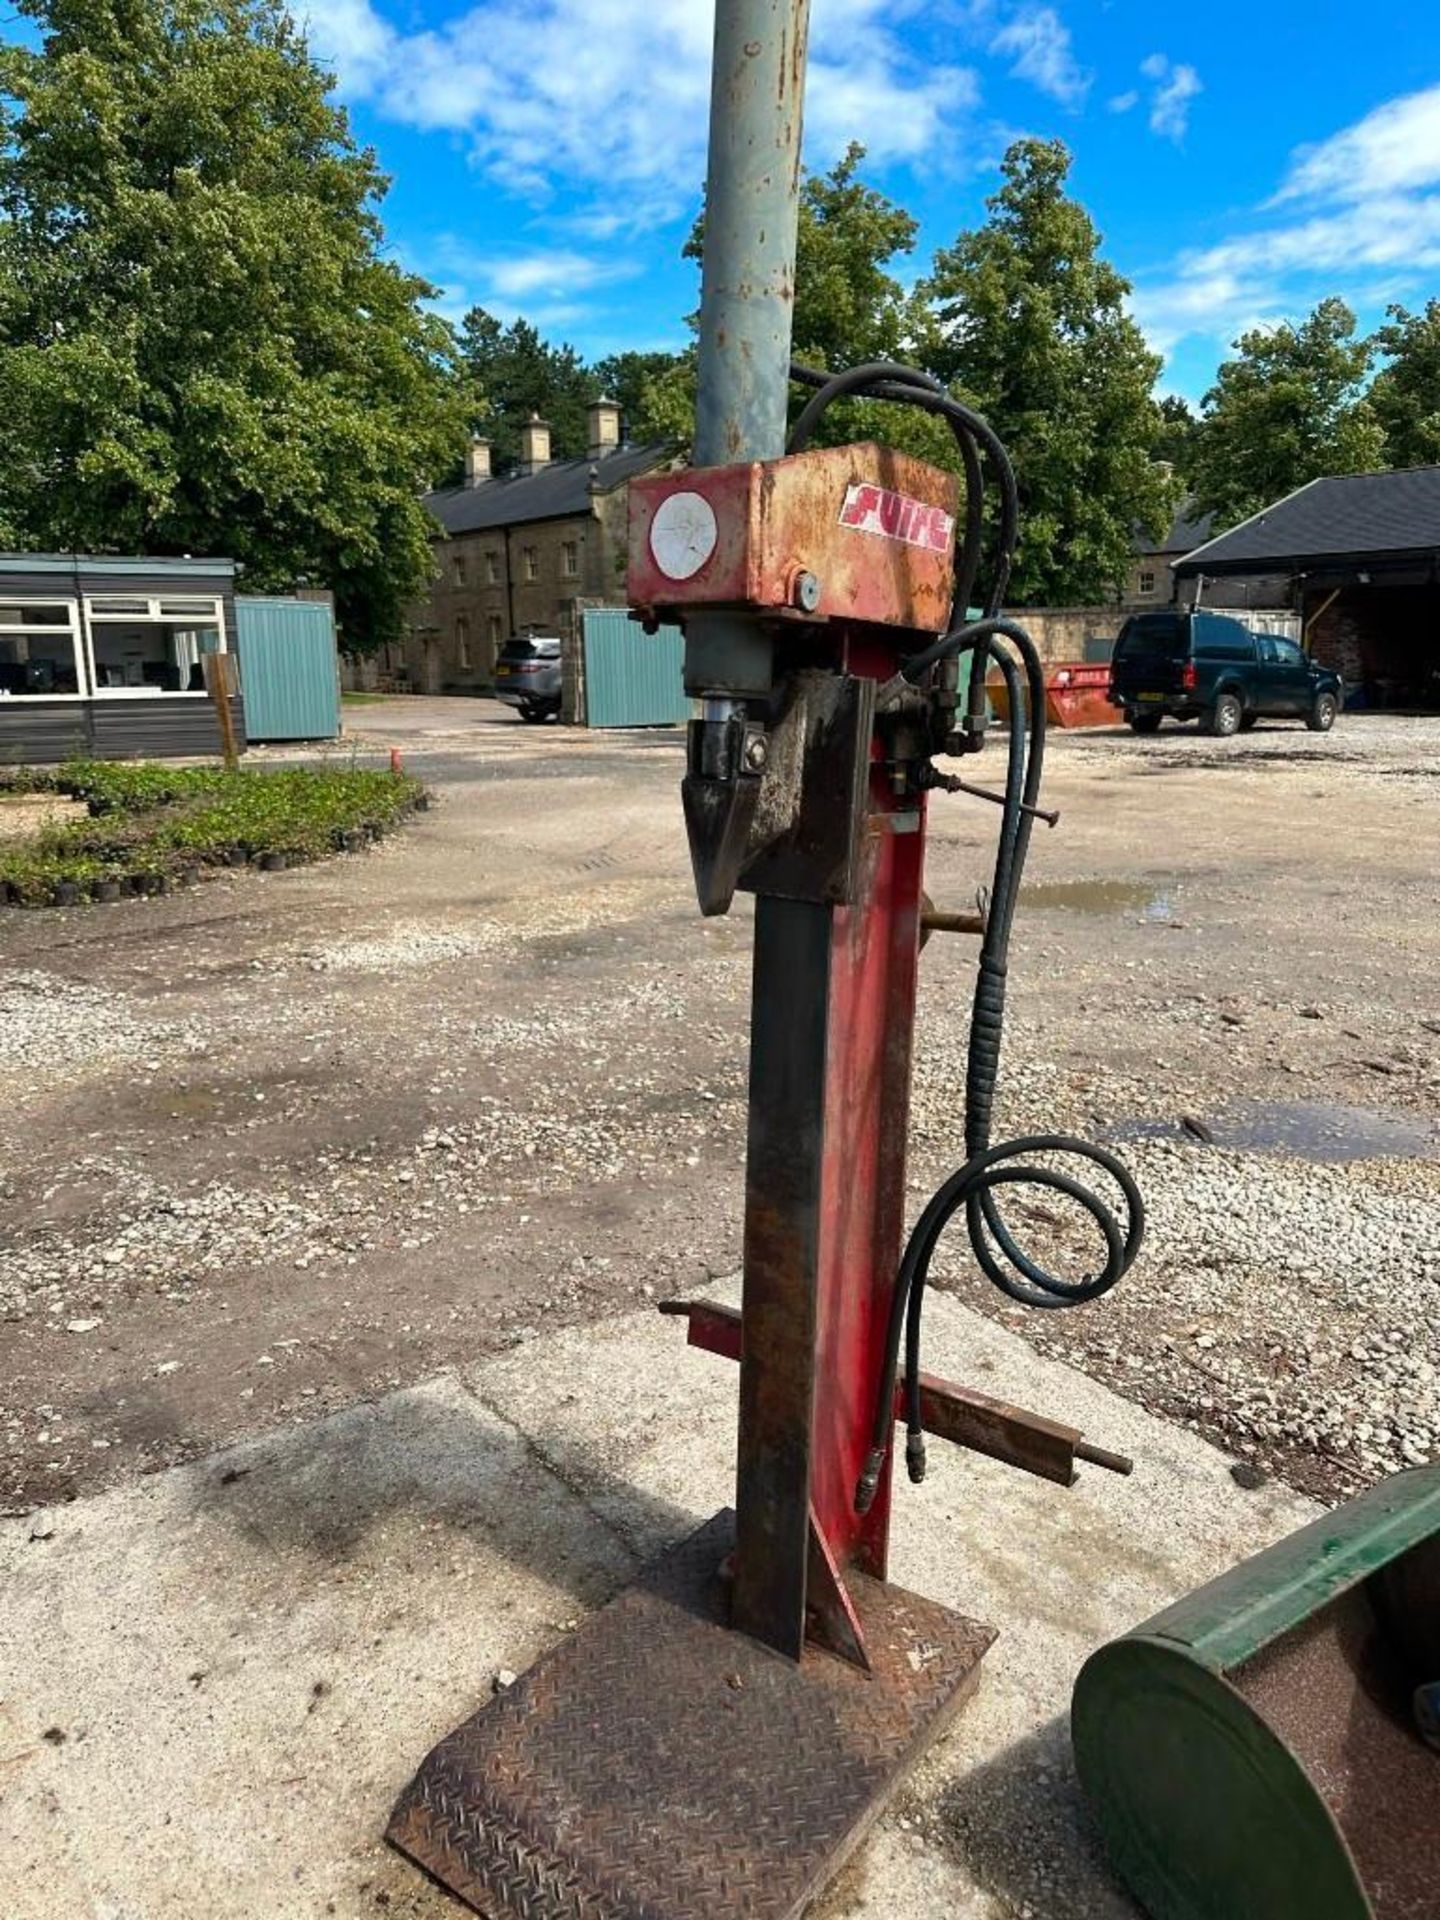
[2,700,1437,1513]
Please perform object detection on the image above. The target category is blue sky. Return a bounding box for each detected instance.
[307,0,1438,404]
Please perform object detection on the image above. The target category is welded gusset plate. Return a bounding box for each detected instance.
[387,1511,994,1920]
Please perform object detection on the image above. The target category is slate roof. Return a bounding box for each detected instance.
[1134,505,1214,557]
[1176,467,1440,576]
[423,443,670,537]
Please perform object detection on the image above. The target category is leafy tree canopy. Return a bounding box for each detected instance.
[1188,298,1386,528]
[640,145,953,467]
[922,138,1174,605]
[1152,394,1200,480]
[590,347,686,444]
[0,0,468,650]
[459,307,595,470]
[1369,300,1440,471]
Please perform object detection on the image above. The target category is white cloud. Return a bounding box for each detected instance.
[415,238,645,333]
[1108,90,1139,114]
[990,5,1090,107]
[479,250,640,303]
[1276,82,1440,204]
[307,0,979,225]
[1130,90,1440,367]
[1139,53,1201,142]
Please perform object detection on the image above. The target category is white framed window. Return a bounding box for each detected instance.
[522,546,538,582]
[451,552,466,586]
[1138,570,1157,597]
[561,540,579,577]
[485,551,500,586]
[486,613,503,652]
[0,599,86,699]
[456,614,471,670]
[84,595,227,696]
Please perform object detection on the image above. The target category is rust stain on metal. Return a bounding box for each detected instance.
[806,1506,872,1672]
[1232,1592,1435,1919]
[388,1511,993,1920]
[664,1298,1132,1486]
[626,446,957,632]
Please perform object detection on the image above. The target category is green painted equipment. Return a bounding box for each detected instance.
[1073,1464,1440,1920]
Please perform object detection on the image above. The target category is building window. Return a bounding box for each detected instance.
[486,614,503,656]
[456,615,471,670]
[0,600,85,698]
[522,546,539,582]
[561,540,579,578]
[451,552,466,586]
[485,551,500,586]
[1138,570,1157,597]
[83,595,225,694]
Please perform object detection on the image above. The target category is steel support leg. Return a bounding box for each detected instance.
[734,745,925,1655]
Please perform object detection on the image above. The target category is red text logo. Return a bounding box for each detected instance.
[838,482,953,553]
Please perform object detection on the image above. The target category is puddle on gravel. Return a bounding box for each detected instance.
[1115,1100,1438,1163]
[1019,876,1181,922]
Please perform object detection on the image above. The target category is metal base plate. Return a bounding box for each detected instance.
[387,1511,995,1920]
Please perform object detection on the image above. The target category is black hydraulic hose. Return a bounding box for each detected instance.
[788,360,996,625]
[857,623,1144,1509]
[779,356,1144,1513]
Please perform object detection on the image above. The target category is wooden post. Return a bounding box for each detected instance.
[203,651,240,771]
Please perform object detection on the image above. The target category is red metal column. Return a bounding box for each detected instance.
[811,769,925,1581]
[732,639,927,1652]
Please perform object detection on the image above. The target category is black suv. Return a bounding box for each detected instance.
[1109,611,1343,737]
[493,632,562,723]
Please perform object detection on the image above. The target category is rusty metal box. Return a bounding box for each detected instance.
[628,443,960,636]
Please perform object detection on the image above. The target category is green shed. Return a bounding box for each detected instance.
[234,597,341,742]
[580,608,689,728]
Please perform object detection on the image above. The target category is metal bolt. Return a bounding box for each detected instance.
[792,571,821,613]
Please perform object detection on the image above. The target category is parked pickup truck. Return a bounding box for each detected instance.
[1108,611,1343,737]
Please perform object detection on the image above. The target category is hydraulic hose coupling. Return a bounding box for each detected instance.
[854,1446,887,1515]
[905,1428,928,1485]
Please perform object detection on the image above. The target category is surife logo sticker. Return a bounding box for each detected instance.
[838,483,953,554]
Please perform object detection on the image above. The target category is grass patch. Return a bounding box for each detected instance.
[341,691,389,706]
[0,759,427,907]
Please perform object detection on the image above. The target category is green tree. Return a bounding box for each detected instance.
[641,145,951,464]
[1189,299,1385,527]
[1370,300,1440,470]
[0,0,466,650]
[1152,394,1200,479]
[590,348,686,444]
[922,138,1173,604]
[459,308,594,470]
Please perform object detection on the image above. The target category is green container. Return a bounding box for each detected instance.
[234,596,341,742]
[1073,1464,1440,1920]
[582,608,690,728]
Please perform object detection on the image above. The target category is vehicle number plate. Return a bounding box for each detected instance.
[1136,692,1164,702]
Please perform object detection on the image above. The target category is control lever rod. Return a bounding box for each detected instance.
[928,767,1060,828]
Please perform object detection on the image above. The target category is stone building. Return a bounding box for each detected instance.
[379,401,672,694]
[1124,506,1288,612]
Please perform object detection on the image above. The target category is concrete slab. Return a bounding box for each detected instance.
[1,1290,1316,1920]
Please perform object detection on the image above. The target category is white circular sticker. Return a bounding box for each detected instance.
[649,491,718,581]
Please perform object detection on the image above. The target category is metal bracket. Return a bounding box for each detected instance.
[738,670,875,905]
[660,1299,1134,1485]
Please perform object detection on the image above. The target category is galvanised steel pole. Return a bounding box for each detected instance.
[694,0,811,470]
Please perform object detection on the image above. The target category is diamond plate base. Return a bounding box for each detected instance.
[387,1511,995,1920]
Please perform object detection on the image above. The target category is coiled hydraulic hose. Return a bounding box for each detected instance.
[783,358,1145,1513]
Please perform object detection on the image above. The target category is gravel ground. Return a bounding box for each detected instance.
[1,700,1437,1513]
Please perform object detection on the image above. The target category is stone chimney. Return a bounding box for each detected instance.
[587,396,621,462]
[518,414,552,476]
[463,436,492,487]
